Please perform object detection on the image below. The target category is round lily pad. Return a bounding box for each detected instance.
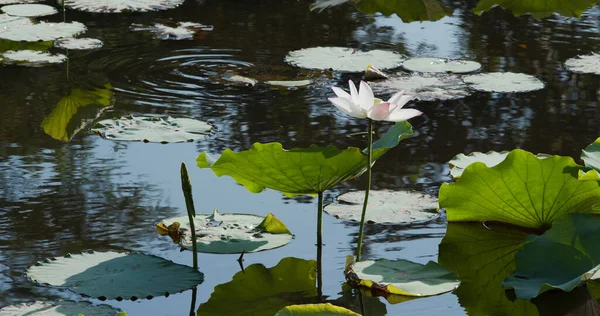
[284,46,404,72]
[62,0,185,13]
[0,12,32,28]
[345,257,459,296]
[463,72,545,93]
[324,190,439,224]
[159,210,293,254]
[130,22,213,40]
[565,53,600,75]
[54,37,103,50]
[0,21,86,42]
[1,4,57,17]
[402,57,481,74]
[265,80,312,87]
[91,115,214,143]
[0,50,66,66]
[370,74,470,101]
[26,251,204,300]
[0,301,123,316]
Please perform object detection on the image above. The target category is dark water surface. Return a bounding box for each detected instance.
[1,1,600,315]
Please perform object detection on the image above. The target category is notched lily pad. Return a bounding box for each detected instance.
[345,256,459,296]
[61,0,185,13]
[26,251,204,300]
[0,300,124,316]
[1,4,57,17]
[0,49,66,66]
[448,151,549,179]
[402,57,481,74]
[54,37,103,50]
[91,115,213,143]
[130,22,213,40]
[463,72,545,93]
[275,303,360,316]
[324,190,439,224]
[159,210,293,253]
[0,21,86,42]
[370,74,470,101]
[284,46,404,72]
[565,53,600,75]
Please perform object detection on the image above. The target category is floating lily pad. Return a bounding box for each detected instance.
[26,251,204,300]
[463,72,545,93]
[345,256,459,296]
[0,12,32,28]
[275,303,360,316]
[265,80,312,87]
[1,4,57,17]
[0,39,52,52]
[448,151,549,179]
[370,74,470,101]
[91,115,213,143]
[324,190,439,224]
[0,0,42,3]
[0,50,66,66]
[402,57,481,74]
[0,301,124,316]
[54,37,103,50]
[565,53,600,75]
[61,0,185,12]
[284,47,404,72]
[158,210,293,254]
[0,21,86,42]
[130,22,213,40]
[504,214,600,300]
[196,257,318,316]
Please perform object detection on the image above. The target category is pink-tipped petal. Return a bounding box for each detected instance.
[358,81,374,112]
[331,86,351,99]
[328,97,365,118]
[368,102,392,121]
[385,108,423,122]
[348,80,359,104]
[387,90,407,104]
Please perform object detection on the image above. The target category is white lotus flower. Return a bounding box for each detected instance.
[328,80,422,122]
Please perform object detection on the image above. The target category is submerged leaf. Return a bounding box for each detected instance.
[504,213,600,300]
[439,149,600,228]
[472,0,597,18]
[0,300,123,316]
[274,303,360,316]
[284,46,404,72]
[196,257,318,316]
[26,251,204,300]
[197,122,413,196]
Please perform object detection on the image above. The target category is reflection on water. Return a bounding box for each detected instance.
[1,0,600,315]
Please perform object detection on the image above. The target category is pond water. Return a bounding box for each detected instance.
[1,1,600,315]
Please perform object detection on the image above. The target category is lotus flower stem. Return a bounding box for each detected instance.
[181,163,198,270]
[356,119,373,261]
[317,191,324,300]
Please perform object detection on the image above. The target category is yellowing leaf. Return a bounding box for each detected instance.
[257,213,292,234]
[156,222,182,244]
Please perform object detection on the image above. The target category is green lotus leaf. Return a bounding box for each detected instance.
[0,300,124,316]
[345,256,459,296]
[503,213,600,300]
[324,190,439,224]
[438,222,537,316]
[274,303,360,316]
[159,209,293,254]
[197,122,413,196]
[311,0,452,22]
[472,0,597,18]
[42,84,113,141]
[196,257,318,316]
[439,149,600,229]
[582,137,600,172]
[26,251,204,300]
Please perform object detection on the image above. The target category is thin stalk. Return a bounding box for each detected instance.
[181,163,198,270]
[317,191,324,301]
[356,119,373,261]
[189,286,197,316]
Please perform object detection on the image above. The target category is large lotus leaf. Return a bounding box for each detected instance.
[438,222,537,316]
[463,72,545,93]
[324,190,439,224]
[448,151,549,179]
[565,53,600,75]
[472,0,597,18]
[159,210,293,254]
[61,0,185,13]
[26,251,204,300]
[197,122,413,196]
[311,0,451,22]
[402,58,481,74]
[582,137,600,171]
[0,301,124,316]
[503,214,600,300]
[439,149,600,229]
[196,257,318,316]
[42,84,114,141]
[0,21,86,42]
[275,303,360,316]
[284,47,404,72]
[92,115,213,143]
[345,256,459,296]
[1,4,57,17]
